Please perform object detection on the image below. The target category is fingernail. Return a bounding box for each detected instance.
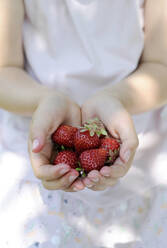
[84,179,94,187]
[90,177,99,182]
[32,139,39,150]
[87,183,94,188]
[75,182,84,190]
[123,150,131,162]
[101,168,111,177]
[103,173,110,177]
[69,175,78,182]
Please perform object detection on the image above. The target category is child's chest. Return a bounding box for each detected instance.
[24,0,145,32]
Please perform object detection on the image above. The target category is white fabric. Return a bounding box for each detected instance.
[23,0,144,105]
[1,0,167,247]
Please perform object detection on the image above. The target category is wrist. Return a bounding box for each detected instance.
[37,86,69,104]
[36,86,71,111]
[102,83,133,113]
[0,67,70,116]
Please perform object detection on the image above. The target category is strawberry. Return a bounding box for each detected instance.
[54,150,77,169]
[74,130,100,153]
[52,125,78,148]
[100,137,120,154]
[79,149,107,173]
[100,137,120,164]
[74,118,107,153]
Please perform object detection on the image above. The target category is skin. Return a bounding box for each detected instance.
[0,0,167,192]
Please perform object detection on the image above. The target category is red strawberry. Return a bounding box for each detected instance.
[74,118,108,153]
[79,149,107,173]
[52,125,78,148]
[54,151,77,169]
[100,137,120,164]
[74,130,100,153]
[100,137,120,155]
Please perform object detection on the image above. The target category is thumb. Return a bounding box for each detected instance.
[30,104,65,153]
[117,114,139,163]
[30,104,52,153]
[30,116,49,153]
[31,137,45,153]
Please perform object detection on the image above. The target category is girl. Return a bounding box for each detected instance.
[0,0,167,247]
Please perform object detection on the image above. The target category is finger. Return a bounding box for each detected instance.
[88,170,117,186]
[89,184,108,191]
[30,150,71,180]
[87,170,114,187]
[100,166,113,177]
[36,164,71,181]
[100,164,127,179]
[30,103,64,153]
[111,152,135,177]
[87,170,101,184]
[85,171,107,191]
[83,173,117,189]
[30,111,51,153]
[29,135,72,181]
[102,151,135,179]
[111,112,138,163]
[90,178,118,191]
[119,135,138,164]
[101,160,127,179]
[64,179,85,192]
[101,177,118,187]
[42,170,79,190]
[82,177,96,188]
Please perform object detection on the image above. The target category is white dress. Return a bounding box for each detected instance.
[0,0,167,247]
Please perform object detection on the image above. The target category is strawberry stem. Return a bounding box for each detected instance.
[77,161,81,167]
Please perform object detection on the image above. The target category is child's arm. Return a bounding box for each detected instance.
[107,0,167,114]
[0,0,84,192]
[0,0,50,116]
[82,0,167,191]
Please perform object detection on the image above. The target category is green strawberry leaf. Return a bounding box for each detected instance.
[92,123,98,129]
[90,130,95,137]
[93,117,100,122]
[80,129,87,133]
[101,129,108,136]
[96,131,101,137]
[84,124,90,129]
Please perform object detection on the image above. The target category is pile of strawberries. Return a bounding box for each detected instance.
[51,118,120,177]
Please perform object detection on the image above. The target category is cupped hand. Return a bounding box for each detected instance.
[81,89,139,191]
[28,90,85,192]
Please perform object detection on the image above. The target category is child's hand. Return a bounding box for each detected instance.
[81,89,139,191]
[28,90,85,192]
